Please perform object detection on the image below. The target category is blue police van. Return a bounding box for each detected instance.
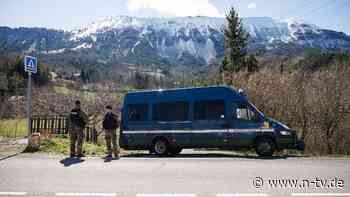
[120,86,304,156]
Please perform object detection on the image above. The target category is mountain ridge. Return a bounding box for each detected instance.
[1,16,350,68]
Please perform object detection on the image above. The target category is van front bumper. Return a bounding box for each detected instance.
[276,133,305,151]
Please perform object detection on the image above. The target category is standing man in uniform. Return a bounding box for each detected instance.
[102,105,120,158]
[68,100,88,157]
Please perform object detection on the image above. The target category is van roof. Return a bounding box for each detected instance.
[126,85,232,93]
[124,86,246,104]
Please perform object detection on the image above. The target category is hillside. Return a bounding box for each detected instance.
[1,16,350,71]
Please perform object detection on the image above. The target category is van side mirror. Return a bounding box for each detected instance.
[238,89,246,97]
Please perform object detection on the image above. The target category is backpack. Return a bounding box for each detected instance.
[69,109,86,128]
[103,113,118,129]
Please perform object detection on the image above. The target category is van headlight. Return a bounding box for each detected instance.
[280,130,292,136]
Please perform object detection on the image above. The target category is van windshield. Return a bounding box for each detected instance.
[247,101,265,119]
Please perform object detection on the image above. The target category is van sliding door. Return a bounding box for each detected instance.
[192,99,230,148]
[152,101,192,146]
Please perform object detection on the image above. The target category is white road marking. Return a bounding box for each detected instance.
[136,194,196,197]
[56,193,116,196]
[121,157,244,161]
[292,193,350,196]
[216,194,269,197]
[0,192,26,196]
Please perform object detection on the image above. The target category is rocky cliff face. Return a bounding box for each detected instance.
[1,16,350,67]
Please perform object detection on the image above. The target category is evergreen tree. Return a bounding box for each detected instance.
[222,7,249,73]
[12,55,49,86]
[219,56,229,83]
[246,54,259,72]
[220,56,230,73]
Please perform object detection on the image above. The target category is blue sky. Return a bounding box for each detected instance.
[0,0,349,34]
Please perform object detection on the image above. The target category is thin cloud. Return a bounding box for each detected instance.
[248,2,257,9]
[127,0,223,17]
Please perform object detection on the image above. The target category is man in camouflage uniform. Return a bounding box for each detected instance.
[68,100,88,157]
[102,105,120,158]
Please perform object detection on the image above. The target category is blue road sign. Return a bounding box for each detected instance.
[24,56,37,74]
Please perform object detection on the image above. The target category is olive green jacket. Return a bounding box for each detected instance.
[67,109,89,129]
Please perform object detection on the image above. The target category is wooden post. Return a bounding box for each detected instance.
[44,117,47,132]
[57,117,62,134]
[93,128,97,144]
[50,118,54,134]
[86,127,90,142]
[53,116,57,133]
[30,117,35,134]
[62,116,65,134]
[63,116,66,134]
[64,116,68,134]
[36,117,40,133]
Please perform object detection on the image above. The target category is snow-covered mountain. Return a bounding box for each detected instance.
[1,16,350,67]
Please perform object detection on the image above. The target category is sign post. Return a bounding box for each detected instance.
[24,56,37,145]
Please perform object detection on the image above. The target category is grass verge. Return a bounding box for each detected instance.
[0,119,27,138]
[38,136,106,156]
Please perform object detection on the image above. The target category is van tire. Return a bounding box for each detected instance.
[153,138,169,156]
[169,147,182,155]
[255,137,276,157]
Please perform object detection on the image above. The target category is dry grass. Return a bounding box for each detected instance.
[222,63,350,155]
[0,119,27,138]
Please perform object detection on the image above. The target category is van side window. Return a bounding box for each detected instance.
[234,103,259,121]
[194,100,225,120]
[127,104,148,121]
[153,101,189,121]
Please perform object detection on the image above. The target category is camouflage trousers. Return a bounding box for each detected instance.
[70,127,84,155]
[105,129,120,155]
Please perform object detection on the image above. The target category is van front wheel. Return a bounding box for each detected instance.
[153,139,169,155]
[255,137,275,157]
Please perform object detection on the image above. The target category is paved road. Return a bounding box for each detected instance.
[0,152,349,197]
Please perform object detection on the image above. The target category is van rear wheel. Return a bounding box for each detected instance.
[153,139,169,155]
[255,137,276,157]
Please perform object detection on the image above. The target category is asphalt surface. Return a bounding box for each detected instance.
[0,152,349,197]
